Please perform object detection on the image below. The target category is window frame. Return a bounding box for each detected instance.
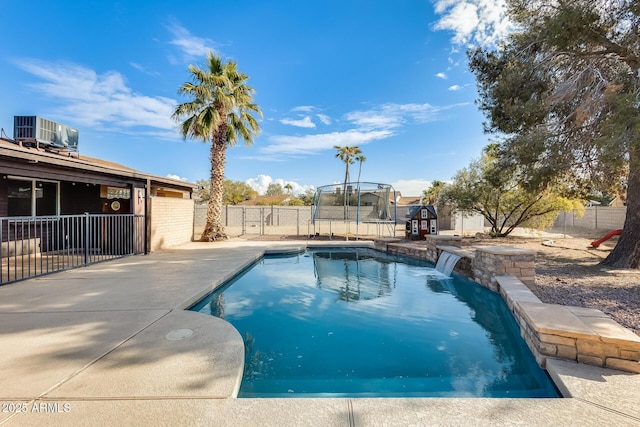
[7,175,60,217]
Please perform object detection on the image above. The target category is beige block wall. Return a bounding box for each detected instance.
[149,197,195,251]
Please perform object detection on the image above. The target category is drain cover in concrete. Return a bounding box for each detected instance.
[165,329,194,340]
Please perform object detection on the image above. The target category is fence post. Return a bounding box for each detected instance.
[84,212,90,265]
[242,207,246,235]
[297,209,300,236]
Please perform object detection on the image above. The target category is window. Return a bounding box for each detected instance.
[7,177,59,217]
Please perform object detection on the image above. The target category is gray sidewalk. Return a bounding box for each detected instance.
[0,239,639,426]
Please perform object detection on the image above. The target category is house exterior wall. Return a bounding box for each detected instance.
[149,196,194,251]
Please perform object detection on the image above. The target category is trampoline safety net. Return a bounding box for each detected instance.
[313,182,396,224]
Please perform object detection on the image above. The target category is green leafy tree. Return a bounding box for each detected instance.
[468,0,640,266]
[422,180,446,205]
[285,197,304,206]
[439,146,583,237]
[223,180,257,205]
[297,189,316,206]
[194,179,210,202]
[265,183,284,196]
[172,51,261,241]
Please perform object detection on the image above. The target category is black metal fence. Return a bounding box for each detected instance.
[0,214,145,285]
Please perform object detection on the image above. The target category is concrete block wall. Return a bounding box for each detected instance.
[554,207,626,231]
[150,197,195,251]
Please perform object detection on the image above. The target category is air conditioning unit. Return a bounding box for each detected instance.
[13,116,79,152]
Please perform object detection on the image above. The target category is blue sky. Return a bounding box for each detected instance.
[0,1,511,196]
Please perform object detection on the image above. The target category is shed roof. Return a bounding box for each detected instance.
[407,205,437,218]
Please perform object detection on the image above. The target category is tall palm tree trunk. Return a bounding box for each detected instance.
[343,164,350,220]
[201,126,228,241]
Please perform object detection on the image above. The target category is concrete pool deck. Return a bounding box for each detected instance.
[0,239,639,426]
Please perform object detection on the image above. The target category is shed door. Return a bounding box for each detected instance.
[411,220,419,235]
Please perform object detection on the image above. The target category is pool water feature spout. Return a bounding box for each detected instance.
[435,251,461,276]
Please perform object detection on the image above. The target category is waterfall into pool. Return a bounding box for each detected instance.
[435,251,461,276]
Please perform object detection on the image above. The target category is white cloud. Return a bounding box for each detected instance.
[262,129,393,156]
[316,114,332,125]
[245,174,315,196]
[432,0,513,47]
[346,103,442,131]
[448,84,462,91]
[16,59,177,132]
[166,174,188,181]
[436,72,448,79]
[291,105,317,113]
[130,62,159,76]
[166,22,216,59]
[391,179,432,196]
[280,116,316,128]
[259,102,466,160]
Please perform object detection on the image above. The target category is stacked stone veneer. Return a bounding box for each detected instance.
[496,275,640,374]
[374,236,462,262]
[471,246,536,292]
[373,237,640,374]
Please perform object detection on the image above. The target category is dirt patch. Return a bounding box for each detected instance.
[245,228,640,336]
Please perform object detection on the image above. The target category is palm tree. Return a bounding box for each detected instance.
[284,183,293,195]
[334,145,362,209]
[355,154,366,184]
[334,146,362,219]
[422,180,445,205]
[354,153,366,233]
[172,51,261,241]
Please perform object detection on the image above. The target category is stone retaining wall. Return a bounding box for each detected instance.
[496,275,640,374]
[373,237,640,374]
[472,246,536,291]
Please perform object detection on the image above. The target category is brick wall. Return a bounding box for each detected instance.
[149,197,194,251]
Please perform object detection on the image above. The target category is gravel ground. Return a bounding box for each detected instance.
[460,228,640,336]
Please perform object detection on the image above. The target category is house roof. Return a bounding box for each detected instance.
[0,137,197,191]
[397,196,421,205]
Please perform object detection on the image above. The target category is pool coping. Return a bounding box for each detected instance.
[378,240,640,374]
[0,239,638,425]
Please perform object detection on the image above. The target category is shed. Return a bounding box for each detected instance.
[405,205,437,240]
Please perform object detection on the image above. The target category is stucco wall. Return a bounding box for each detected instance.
[149,196,194,251]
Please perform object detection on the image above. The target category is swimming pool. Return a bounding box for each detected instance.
[190,247,560,398]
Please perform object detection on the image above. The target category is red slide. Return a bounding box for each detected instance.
[590,229,623,248]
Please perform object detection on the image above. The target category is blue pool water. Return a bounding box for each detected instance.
[190,247,559,398]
